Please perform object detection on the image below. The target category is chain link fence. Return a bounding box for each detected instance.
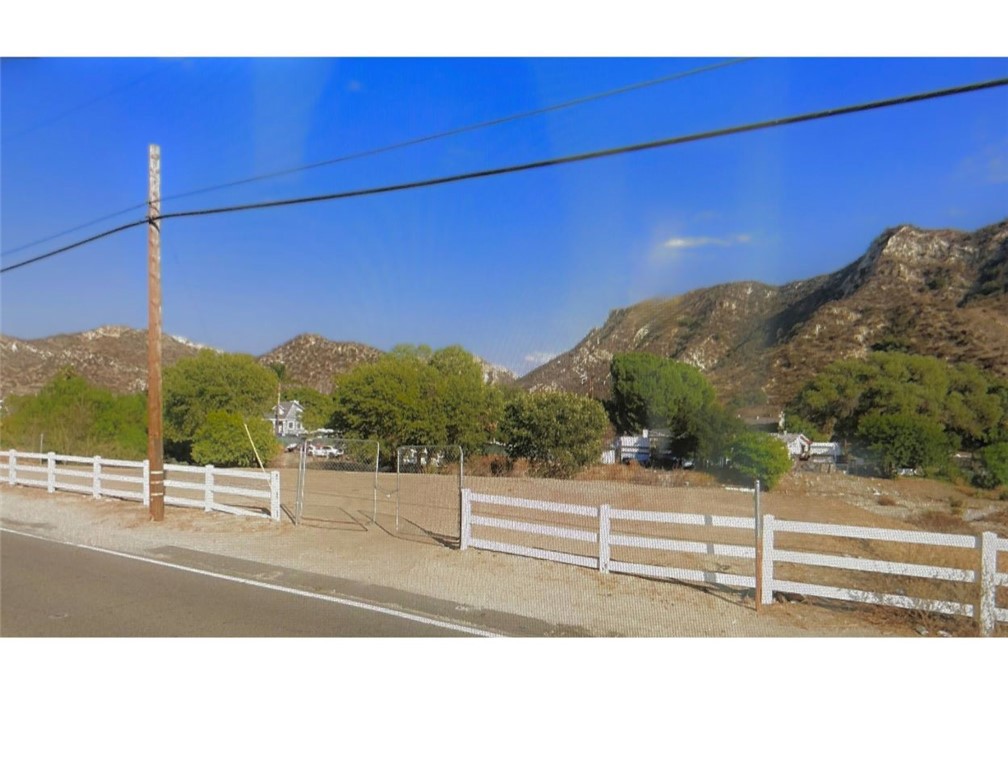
[394,445,463,546]
[293,436,381,528]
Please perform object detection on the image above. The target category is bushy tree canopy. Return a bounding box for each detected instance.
[856,412,951,477]
[976,442,1008,489]
[609,353,738,461]
[728,431,793,489]
[500,390,609,478]
[191,411,278,468]
[0,369,146,459]
[610,353,715,432]
[163,351,277,460]
[330,345,501,457]
[788,352,1008,447]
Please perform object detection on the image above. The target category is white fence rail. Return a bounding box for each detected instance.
[460,488,1007,636]
[2,449,280,521]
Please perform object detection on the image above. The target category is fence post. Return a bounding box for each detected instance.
[598,504,611,573]
[47,452,56,493]
[9,450,16,486]
[92,456,102,499]
[204,465,214,512]
[460,488,471,550]
[761,514,776,606]
[142,460,150,506]
[270,470,280,521]
[979,531,997,637]
[753,479,763,611]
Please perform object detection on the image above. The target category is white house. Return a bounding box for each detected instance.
[616,430,652,464]
[266,400,306,437]
[772,433,811,460]
[809,441,842,463]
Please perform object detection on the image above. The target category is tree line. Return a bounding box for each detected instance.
[2,347,1006,490]
[786,351,1008,483]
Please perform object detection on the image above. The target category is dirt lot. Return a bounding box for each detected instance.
[4,463,1006,637]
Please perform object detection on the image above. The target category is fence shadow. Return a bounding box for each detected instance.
[297,505,370,532]
[371,512,458,549]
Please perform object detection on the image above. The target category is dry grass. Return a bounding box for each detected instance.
[575,462,718,488]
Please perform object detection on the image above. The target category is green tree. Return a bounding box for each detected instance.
[191,411,279,467]
[609,352,726,458]
[856,412,951,477]
[163,351,277,461]
[976,442,1008,488]
[332,353,445,455]
[781,413,823,440]
[330,345,501,458]
[728,431,792,490]
[500,391,608,478]
[0,369,147,459]
[429,345,499,451]
[788,352,1008,449]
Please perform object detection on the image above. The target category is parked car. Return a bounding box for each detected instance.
[285,442,302,452]
[312,445,344,458]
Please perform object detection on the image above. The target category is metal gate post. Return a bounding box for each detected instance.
[294,442,306,525]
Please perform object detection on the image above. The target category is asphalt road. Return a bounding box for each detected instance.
[0,530,543,637]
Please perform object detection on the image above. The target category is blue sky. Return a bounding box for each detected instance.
[2,56,1006,375]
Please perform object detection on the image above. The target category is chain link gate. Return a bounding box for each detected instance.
[293,436,381,529]
[394,445,463,546]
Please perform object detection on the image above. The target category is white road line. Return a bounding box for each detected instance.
[0,527,500,637]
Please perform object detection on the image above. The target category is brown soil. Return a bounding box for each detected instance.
[3,466,1005,637]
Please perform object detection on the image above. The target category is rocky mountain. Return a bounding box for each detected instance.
[1,326,517,399]
[0,325,214,397]
[475,356,518,387]
[520,219,1008,408]
[256,334,383,394]
[4,220,1002,405]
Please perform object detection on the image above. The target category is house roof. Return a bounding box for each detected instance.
[267,400,304,419]
[773,433,810,446]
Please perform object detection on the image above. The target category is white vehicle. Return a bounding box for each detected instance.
[308,442,342,458]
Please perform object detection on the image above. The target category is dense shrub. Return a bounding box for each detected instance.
[727,431,792,490]
[500,391,609,478]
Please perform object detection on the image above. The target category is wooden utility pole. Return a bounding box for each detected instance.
[147,144,164,521]
[753,479,763,612]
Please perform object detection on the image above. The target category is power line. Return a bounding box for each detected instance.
[1,58,753,258]
[1,61,171,143]
[3,74,1006,276]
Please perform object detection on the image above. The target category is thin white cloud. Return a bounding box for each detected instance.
[663,233,752,251]
[524,351,557,366]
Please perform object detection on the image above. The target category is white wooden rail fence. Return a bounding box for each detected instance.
[3,449,280,521]
[460,488,1007,636]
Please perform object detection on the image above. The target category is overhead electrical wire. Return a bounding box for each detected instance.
[3,74,1006,276]
[1,61,172,144]
[1,58,753,258]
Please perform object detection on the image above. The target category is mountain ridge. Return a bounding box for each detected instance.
[519,219,1008,406]
[0,327,518,398]
[3,219,1004,406]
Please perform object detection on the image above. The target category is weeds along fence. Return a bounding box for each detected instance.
[460,486,1008,636]
[2,449,280,521]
